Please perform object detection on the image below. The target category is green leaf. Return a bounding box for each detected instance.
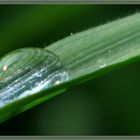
[1,12,140,123]
[47,12,140,82]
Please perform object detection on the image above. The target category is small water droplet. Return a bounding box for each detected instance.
[0,48,69,107]
[97,58,107,68]
[70,33,73,36]
[108,49,111,53]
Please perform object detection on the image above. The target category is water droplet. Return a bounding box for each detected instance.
[70,33,73,36]
[97,58,107,68]
[108,49,111,53]
[0,48,69,107]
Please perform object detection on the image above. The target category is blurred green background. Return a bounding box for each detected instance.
[0,5,140,135]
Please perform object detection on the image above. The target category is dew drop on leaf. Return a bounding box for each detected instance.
[97,58,107,68]
[70,33,73,36]
[0,48,69,107]
[108,49,111,53]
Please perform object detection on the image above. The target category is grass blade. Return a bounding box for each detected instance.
[1,12,140,123]
[48,12,140,82]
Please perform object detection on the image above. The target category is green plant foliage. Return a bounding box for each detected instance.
[1,12,140,123]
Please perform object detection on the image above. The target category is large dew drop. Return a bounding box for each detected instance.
[0,48,69,107]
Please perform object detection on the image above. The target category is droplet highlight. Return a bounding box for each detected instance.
[0,48,69,107]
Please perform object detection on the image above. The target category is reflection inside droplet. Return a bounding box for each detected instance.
[0,48,69,107]
[3,65,8,71]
